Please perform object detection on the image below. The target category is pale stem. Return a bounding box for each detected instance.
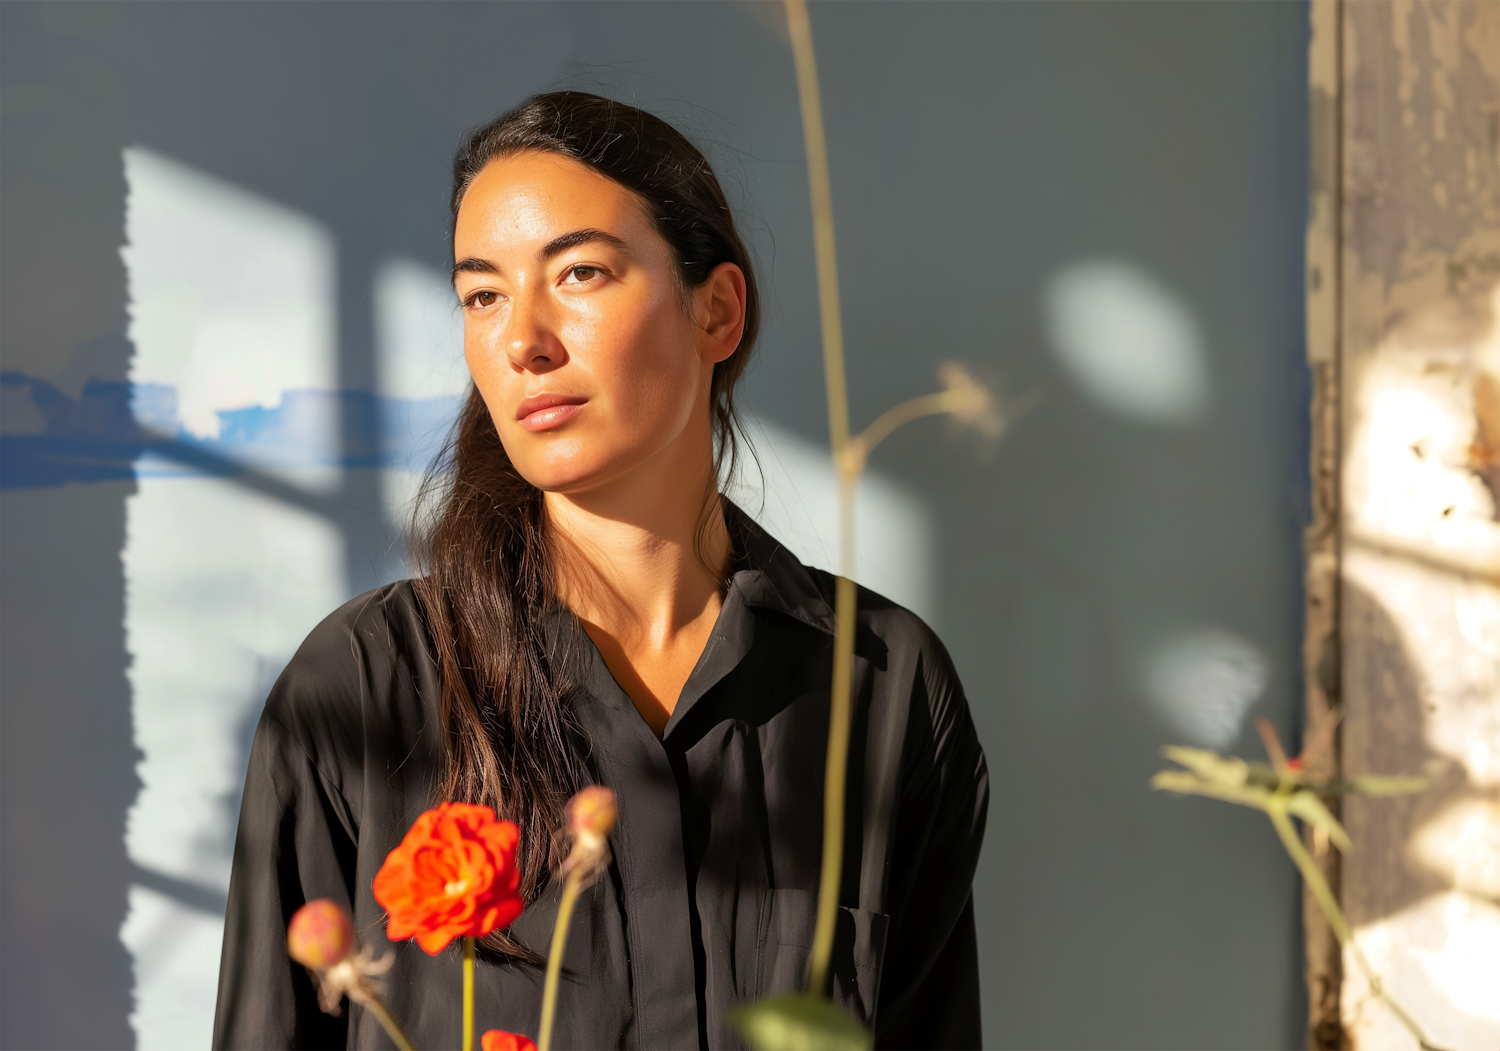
[462,936,475,1051]
[785,0,856,1000]
[848,392,962,472]
[784,0,850,461]
[350,990,417,1051]
[1267,800,1445,1051]
[810,485,858,995]
[538,866,585,1051]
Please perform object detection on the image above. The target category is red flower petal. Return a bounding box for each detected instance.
[481,1029,537,1051]
[373,802,525,955]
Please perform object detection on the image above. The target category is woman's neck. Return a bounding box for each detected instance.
[544,446,730,736]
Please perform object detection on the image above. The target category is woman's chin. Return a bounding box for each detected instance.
[520,458,635,500]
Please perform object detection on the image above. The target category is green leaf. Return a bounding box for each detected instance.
[1287,789,1353,851]
[1151,770,1275,813]
[1348,775,1429,797]
[728,995,873,1051]
[1161,747,1250,788]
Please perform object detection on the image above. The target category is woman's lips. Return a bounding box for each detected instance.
[517,395,586,432]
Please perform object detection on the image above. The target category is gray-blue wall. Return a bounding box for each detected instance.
[1,3,1308,1047]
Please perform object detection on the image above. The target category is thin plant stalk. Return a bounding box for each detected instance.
[538,866,586,1051]
[846,388,1010,472]
[1265,798,1442,1050]
[462,936,475,1051]
[361,994,418,1051]
[847,393,952,467]
[784,0,856,999]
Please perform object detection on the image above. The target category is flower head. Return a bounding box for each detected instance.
[938,361,1005,440]
[288,898,355,970]
[373,802,524,955]
[482,1029,538,1051]
[562,785,617,884]
[284,899,395,1017]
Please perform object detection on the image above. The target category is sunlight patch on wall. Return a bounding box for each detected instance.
[730,417,937,627]
[121,146,347,1051]
[374,257,468,539]
[123,147,337,463]
[1141,626,1268,748]
[1043,258,1210,426]
[1337,278,1500,1050]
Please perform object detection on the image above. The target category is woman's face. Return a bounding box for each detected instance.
[453,151,744,497]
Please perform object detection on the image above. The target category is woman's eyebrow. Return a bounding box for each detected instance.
[452,257,499,283]
[539,228,629,261]
[451,230,630,284]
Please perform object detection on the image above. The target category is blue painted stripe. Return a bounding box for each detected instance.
[0,371,464,490]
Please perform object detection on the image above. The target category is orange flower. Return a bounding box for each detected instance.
[481,1029,537,1051]
[373,802,524,955]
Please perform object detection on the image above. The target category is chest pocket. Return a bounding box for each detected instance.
[758,888,890,1030]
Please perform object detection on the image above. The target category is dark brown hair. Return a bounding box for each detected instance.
[412,92,760,956]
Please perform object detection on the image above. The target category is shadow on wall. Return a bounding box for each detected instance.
[0,11,136,1050]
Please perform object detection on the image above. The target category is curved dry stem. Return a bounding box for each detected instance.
[538,866,585,1051]
[784,0,854,1000]
[357,993,418,1051]
[783,0,850,464]
[847,392,958,473]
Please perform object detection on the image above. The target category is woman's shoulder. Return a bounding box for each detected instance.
[799,564,955,668]
[794,563,972,733]
[262,579,433,736]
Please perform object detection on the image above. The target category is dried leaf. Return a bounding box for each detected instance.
[1255,717,1290,772]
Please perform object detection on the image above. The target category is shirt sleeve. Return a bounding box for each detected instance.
[213,654,364,1049]
[875,636,990,1051]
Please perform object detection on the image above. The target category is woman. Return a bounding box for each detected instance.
[214,92,988,1051]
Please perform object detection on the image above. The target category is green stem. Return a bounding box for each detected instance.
[462,937,475,1051]
[785,0,856,1002]
[1267,803,1445,1051]
[539,867,585,1051]
[357,993,417,1051]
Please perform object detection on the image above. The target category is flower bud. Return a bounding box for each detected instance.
[562,786,617,884]
[938,361,1003,439]
[567,785,618,840]
[288,899,355,970]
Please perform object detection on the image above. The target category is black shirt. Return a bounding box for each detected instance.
[213,509,989,1050]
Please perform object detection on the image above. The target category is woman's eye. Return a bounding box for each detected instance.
[567,266,599,283]
[467,291,499,308]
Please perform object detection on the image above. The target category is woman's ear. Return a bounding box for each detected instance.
[695,262,747,364]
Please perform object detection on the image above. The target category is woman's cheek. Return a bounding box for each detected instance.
[465,320,509,394]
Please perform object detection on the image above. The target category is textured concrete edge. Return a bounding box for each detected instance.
[1303,1,1346,1046]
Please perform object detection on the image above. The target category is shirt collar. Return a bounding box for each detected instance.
[545,500,837,741]
[721,499,837,636]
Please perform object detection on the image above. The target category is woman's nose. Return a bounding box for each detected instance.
[504,289,566,375]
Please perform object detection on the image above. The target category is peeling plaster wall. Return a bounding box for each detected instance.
[1320,2,1500,1047]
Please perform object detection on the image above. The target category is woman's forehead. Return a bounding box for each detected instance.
[454,152,653,256]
